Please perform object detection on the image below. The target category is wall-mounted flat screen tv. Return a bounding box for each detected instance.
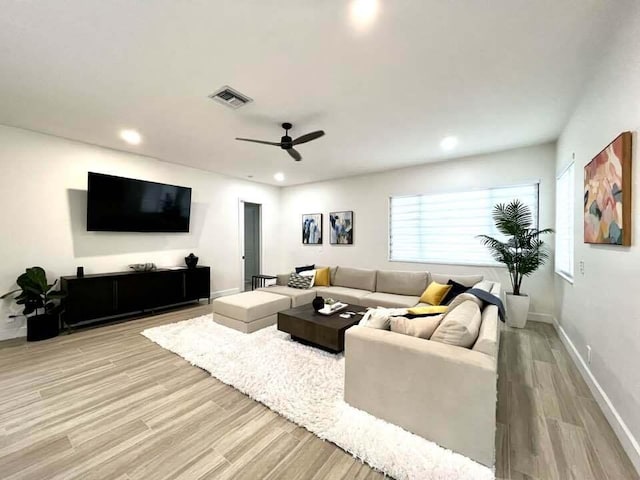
[87,172,192,232]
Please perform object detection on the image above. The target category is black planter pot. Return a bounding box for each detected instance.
[26,313,59,342]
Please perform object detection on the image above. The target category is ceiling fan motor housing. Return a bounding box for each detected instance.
[280,135,293,149]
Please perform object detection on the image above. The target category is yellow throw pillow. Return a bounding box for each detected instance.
[314,267,331,286]
[419,282,453,306]
[407,305,449,315]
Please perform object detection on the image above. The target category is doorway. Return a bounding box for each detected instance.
[242,202,261,291]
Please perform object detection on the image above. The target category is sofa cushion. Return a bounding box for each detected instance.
[295,264,315,273]
[314,267,331,287]
[390,314,444,339]
[430,273,484,287]
[419,281,452,306]
[212,291,291,323]
[472,305,499,358]
[447,292,483,311]
[473,280,494,292]
[257,285,316,308]
[287,272,313,289]
[375,270,428,296]
[333,267,377,291]
[431,300,482,348]
[360,292,420,308]
[318,286,371,304]
[441,280,471,305]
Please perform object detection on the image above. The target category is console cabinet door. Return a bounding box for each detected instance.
[65,277,115,324]
[185,268,210,300]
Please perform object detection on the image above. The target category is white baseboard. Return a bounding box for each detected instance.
[0,325,26,341]
[527,312,554,324]
[210,288,240,300]
[552,317,640,474]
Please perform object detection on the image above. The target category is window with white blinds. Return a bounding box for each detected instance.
[555,163,574,281]
[389,183,540,265]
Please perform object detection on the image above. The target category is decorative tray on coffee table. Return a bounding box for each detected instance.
[317,302,349,316]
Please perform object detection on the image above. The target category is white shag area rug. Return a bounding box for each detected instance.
[142,314,494,480]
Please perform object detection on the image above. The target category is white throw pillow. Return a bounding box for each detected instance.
[390,314,444,339]
[299,269,316,287]
[430,300,482,348]
[472,280,493,293]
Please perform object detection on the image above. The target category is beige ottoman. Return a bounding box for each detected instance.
[212,290,291,333]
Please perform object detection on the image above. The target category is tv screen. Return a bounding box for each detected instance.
[87,173,192,232]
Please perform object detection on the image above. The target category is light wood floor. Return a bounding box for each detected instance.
[0,305,637,480]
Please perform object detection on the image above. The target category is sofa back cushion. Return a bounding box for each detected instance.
[333,267,377,291]
[472,305,499,358]
[390,314,443,339]
[430,300,482,348]
[376,270,428,296]
[430,273,484,287]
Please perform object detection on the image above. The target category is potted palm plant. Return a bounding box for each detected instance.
[1,267,65,341]
[477,200,553,328]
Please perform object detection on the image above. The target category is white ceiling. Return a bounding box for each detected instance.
[0,1,622,186]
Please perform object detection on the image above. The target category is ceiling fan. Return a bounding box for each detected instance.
[235,122,325,161]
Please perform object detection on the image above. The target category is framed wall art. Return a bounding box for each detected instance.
[584,131,632,246]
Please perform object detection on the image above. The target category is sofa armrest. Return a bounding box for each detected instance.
[344,326,497,467]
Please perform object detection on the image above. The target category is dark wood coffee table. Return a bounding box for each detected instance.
[277,303,365,353]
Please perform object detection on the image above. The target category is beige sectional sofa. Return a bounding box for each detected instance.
[251,266,501,467]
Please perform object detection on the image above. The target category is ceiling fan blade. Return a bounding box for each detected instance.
[235,138,282,146]
[287,148,302,162]
[292,130,325,146]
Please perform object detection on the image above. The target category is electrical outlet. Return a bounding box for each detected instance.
[587,345,592,364]
[579,260,585,275]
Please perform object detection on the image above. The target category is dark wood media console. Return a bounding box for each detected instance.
[60,266,210,327]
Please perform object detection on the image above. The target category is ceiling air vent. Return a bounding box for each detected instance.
[208,86,253,109]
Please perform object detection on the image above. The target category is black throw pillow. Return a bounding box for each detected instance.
[441,280,471,305]
[295,264,315,273]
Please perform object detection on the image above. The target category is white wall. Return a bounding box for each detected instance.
[555,2,640,468]
[0,125,281,339]
[280,143,557,319]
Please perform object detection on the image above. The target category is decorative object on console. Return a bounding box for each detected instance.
[584,131,632,246]
[76,266,84,278]
[184,253,199,269]
[1,267,65,341]
[330,211,354,244]
[478,199,553,328]
[302,213,322,244]
[129,263,157,272]
[312,296,325,311]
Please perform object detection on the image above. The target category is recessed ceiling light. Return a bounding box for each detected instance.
[440,136,459,151]
[350,0,379,29]
[120,129,142,145]
[274,172,285,182]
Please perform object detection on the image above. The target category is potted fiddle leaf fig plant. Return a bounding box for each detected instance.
[477,200,553,328]
[1,267,65,341]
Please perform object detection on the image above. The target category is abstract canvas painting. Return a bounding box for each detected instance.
[330,211,354,245]
[302,213,322,244]
[584,132,632,246]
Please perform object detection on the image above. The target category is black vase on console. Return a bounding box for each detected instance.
[312,296,325,312]
[185,253,199,269]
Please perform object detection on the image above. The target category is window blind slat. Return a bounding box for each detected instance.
[389,184,540,265]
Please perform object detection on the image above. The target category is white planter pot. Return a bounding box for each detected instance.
[505,293,530,328]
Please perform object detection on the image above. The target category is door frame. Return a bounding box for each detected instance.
[238,198,263,292]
